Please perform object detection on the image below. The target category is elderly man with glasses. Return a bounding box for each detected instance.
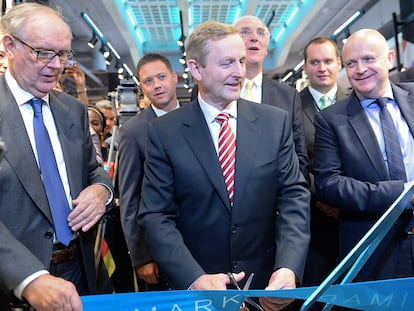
[0,3,113,311]
[233,16,309,181]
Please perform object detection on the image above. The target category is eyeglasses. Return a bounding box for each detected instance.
[344,54,387,69]
[13,36,74,64]
[239,27,268,38]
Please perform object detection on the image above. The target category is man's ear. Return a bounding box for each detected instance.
[2,34,16,58]
[187,59,201,82]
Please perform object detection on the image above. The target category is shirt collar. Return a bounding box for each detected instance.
[197,95,237,124]
[151,101,180,117]
[360,83,394,109]
[308,84,338,103]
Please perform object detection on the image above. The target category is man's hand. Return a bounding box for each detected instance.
[22,274,82,311]
[259,268,296,311]
[190,272,245,290]
[136,262,160,284]
[69,184,108,232]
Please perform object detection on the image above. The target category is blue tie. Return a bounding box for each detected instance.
[375,97,407,182]
[30,98,72,246]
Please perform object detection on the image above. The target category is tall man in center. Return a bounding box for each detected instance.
[138,20,310,310]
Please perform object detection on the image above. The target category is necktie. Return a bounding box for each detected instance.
[30,98,72,246]
[216,112,236,205]
[375,97,407,182]
[243,80,256,102]
[320,95,329,110]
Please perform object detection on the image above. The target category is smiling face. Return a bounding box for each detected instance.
[188,33,246,110]
[342,29,394,99]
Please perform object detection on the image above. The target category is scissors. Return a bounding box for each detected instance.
[227,272,264,311]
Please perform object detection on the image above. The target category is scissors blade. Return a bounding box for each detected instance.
[243,273,255,290]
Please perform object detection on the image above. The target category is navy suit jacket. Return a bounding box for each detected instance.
[118,106,157,268]
[314,82,414,279]
[138,98,310,289]
[0,75,113,305]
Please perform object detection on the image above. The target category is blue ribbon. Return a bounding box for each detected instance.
[82,277,414,311]
[82,186,414,311]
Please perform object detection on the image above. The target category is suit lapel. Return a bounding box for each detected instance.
[49,92,78,196]
[233,101,260,207]
[392,83,414,135]
[301,88,317,125]
[181,102,231,210]
[347,94,388,179]
[0,79,53,222]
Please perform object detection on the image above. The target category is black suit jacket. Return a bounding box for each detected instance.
[138,98,310,289]
[191,79,309,180]
[314,82,414,279]
[300,86,348,264]
[0,75,113,306]
[118,106,157,268]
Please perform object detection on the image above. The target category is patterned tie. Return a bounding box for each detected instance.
[320,95,329,110]
[30,98,72,246]
[243,80,256,102]
[375,97,407,182]
[216,112,236,205]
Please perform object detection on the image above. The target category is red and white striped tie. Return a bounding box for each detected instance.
[216,112,236,205]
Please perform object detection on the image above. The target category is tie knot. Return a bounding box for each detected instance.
[320,95,329,109]
[375,97,388,109]
[245,80,255,90]
[30,98,44,116]
[216,112,230,124]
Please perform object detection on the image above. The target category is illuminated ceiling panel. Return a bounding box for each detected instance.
[116,0,309,67]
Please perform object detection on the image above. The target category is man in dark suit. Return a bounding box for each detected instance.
[119,53,180,290]
[314,29,414,281]
[138,20,310,311]
[300,37,349,287]
[0,4,113,311]
[191,16,308,180]
[234,15,308,180]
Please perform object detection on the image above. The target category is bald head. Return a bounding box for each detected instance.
[341,29,394,99]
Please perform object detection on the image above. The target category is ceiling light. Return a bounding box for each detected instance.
[333,11,363,37]
[87,33,98,49]
[105,54,113,65]
[177,35,186,47]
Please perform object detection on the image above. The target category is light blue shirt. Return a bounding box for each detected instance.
[361,84,414,182]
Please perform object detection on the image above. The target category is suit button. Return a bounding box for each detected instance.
[232,261,238,269]
[231,226,236,234]
[44,231,53,239]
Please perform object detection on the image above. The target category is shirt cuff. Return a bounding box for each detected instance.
[14,270,49,300]
[95,182,113,205]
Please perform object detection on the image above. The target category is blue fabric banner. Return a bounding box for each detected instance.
[82,277,414,311]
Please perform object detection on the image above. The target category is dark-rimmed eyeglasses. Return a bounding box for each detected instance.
[13,36,74,64]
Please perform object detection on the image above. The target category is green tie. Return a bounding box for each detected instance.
[320,95,329,110]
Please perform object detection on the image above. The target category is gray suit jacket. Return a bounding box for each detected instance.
[118,106,157,268]
[0,75,113,304]
[138,99,310,289]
